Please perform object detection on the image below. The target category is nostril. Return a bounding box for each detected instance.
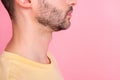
[73,0,77,5]
[69,2,76,6]
[72,3,76,6]
[67,0,77,6]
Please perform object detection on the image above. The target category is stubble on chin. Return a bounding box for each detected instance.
[36,1,72,31]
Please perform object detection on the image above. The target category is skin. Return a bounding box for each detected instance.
[5,0,77,64]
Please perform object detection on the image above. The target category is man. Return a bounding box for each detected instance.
[0,0,76,80]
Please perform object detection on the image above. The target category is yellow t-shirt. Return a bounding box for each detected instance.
[0,51,64,80]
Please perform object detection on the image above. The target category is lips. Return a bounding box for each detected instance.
[67,10,73,17]
[67,11,72,15]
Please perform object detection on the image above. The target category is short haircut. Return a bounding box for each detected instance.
[1,0,15,19]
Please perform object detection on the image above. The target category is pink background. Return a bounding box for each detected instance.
[0,0,120,80]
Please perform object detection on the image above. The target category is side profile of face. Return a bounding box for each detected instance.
[33,0,76,31]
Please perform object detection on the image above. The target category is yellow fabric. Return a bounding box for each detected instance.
[0,51,64,80]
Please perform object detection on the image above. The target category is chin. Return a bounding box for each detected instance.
[50,17,71,31]
[54,23,71,32]
[63,20,71,30]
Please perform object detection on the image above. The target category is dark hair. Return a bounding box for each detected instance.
[1,0,15,19]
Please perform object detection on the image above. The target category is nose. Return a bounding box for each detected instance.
[66,0,77,6]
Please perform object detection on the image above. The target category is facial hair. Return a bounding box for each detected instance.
[36,0,73,31]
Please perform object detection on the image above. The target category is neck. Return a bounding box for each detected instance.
[5,19,53,64]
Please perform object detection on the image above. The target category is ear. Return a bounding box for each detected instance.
[15,0,32,8]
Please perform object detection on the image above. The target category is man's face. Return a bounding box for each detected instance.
[34,0,75,31]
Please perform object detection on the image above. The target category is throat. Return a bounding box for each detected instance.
[5,30,52,65]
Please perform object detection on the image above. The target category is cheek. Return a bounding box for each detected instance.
[47,0,67,9]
